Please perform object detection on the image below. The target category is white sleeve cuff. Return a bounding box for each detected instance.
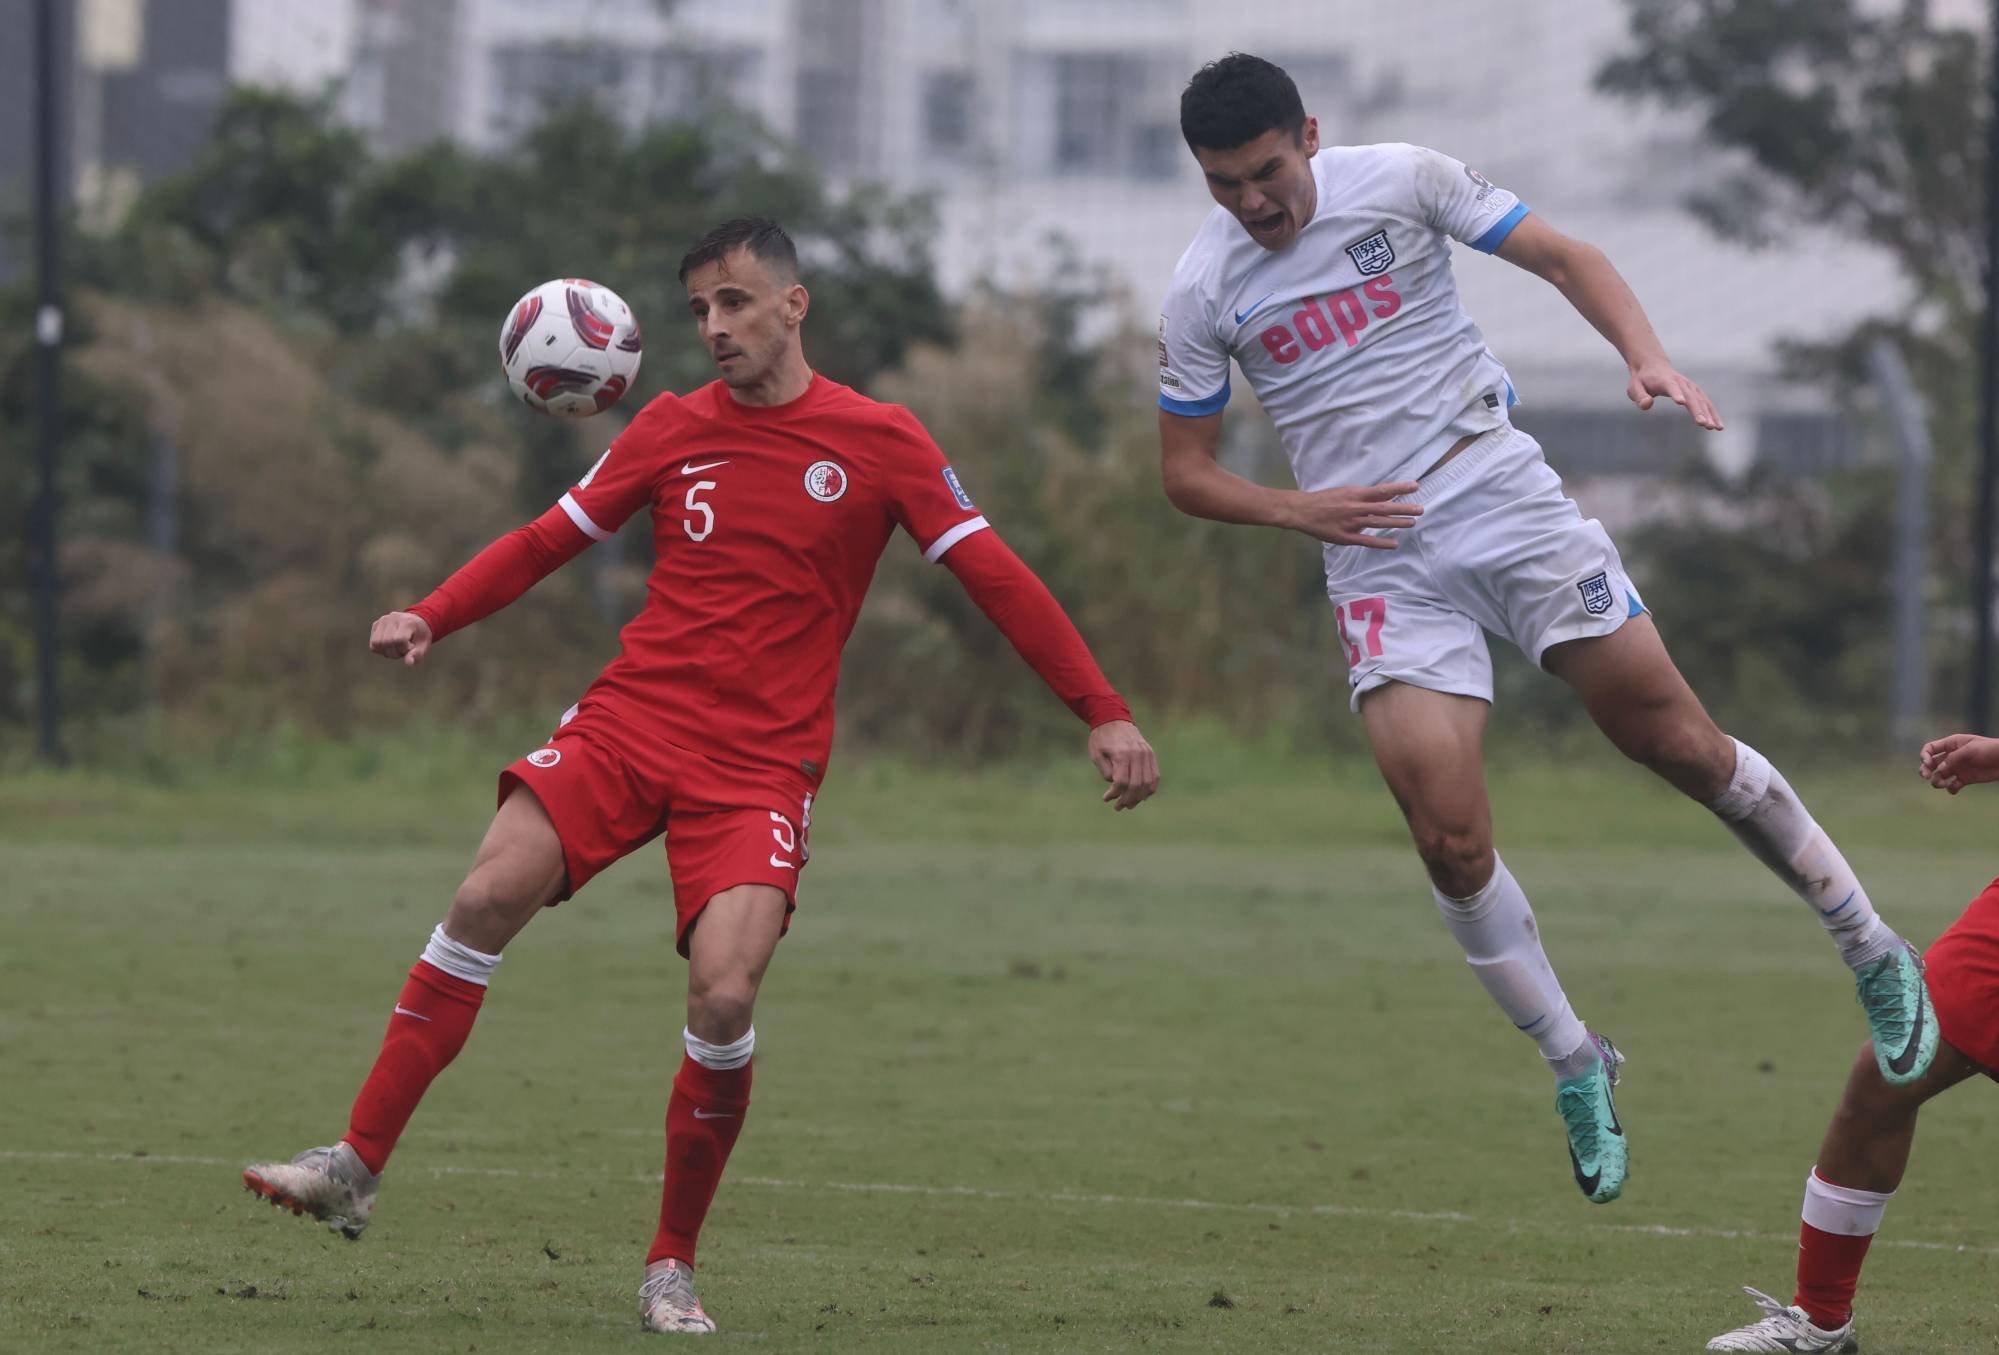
[557,492,612,542]
[923,515,990,563]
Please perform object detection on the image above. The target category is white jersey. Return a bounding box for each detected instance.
[1158,142,1530,490]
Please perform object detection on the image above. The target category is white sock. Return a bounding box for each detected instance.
[1433,854,1590,1071]
[1709,739,1898,968]
[1802,1167,1892,1236]
[684,1026,755,1070]
[423,924,502,986]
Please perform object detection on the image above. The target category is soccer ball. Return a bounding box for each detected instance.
[498,278,643,417]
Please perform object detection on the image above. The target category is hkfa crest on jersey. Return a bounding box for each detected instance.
[1346,229,1395,276]
[804,460,848,503]
[1577,571,1614,616]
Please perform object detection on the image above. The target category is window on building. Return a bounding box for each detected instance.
[1511,407,1706,476]
[1754,412,1864,476]
[488,43,628,141]
[923,70,973,154]
[1037,53,1180,181]
[795,66,862,172]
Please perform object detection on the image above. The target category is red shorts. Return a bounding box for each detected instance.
[1924,878,1999,1077]
[497,710,814,956]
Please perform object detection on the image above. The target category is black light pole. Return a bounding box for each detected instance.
[32,0,66,766]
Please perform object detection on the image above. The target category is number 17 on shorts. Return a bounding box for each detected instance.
[1329,591,1495,711]
[1335,597,1387,669]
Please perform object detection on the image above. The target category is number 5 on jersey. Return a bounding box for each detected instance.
[684,481,717,542]
[1335,597,1387,667]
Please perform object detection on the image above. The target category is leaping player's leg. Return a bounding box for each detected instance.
[1706,1039,1980,1352]
[1360,681,1627,1202]
[1544,617,1936,1085]
[641,883,789,1336]
[242,786,568,1237]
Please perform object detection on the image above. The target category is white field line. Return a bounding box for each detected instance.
[2,1148,1993,1259]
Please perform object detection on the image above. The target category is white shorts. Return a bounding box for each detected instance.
[1323,424,1644,711]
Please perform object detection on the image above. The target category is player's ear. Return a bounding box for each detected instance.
[1300,116,1320,157]
[786,283,810,328]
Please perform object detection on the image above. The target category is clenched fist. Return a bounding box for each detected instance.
[369,611,434,667]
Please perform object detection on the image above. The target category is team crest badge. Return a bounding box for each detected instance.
[526,747,562,768]
[1577,571,1614,616]
[1345,229,1395,276]
[804,460,848,503]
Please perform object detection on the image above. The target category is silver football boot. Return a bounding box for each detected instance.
[241,1142,380,1240]
[640,1258,717,1334]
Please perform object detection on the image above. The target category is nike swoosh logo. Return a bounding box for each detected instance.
[1569,1146,1602,1198]
[691,1108,736,1120]
[392,1005,432,1022]
[768,854,796,870]
[1886,959,1929,1077]
[1233,292,1277,325]
[681,460,729,475]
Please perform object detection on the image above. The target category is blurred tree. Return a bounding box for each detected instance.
[1598,0,1983,433]
[1599,0,1983,740]
[1600,1,1981,299]
[0,89,953,759]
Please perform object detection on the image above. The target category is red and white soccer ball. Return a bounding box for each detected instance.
[498,278,643,417]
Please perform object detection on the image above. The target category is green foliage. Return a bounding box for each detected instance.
[1,89,955,756]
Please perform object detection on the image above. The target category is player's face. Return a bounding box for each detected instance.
[1192,118,1321,252]
[685,250,809,390]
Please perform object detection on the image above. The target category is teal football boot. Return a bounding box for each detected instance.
[1856,940,1937,1086]
[1555,1033,1627,1204]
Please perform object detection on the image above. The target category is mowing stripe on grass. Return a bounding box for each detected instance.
[6,1148,1994,1260]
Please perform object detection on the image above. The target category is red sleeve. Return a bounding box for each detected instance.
[879,408,990,562]
[941,528,1132,728]
[406,504,593,642]
[556,396,675,543]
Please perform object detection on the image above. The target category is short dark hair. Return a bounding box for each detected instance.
[1179,53,1306,153]
[677,216,799,284]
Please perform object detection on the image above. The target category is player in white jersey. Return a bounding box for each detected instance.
[1156,54,1936,1205]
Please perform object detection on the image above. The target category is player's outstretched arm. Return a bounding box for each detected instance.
[1493,214,1723,432]
[1919,733,1999,794]
[939,530,1160,810]
[1159,408,1420,548]
[373,504,596,667]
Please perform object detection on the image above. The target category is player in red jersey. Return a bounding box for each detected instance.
[1705,730,1999,1352]
[241,217,1159,1335]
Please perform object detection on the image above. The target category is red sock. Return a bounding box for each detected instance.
[342,960,487,1174]
[1795,1220,1875,1330]
[647,1056,752,1266]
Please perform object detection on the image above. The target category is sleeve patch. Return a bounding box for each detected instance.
[941,466,975,511]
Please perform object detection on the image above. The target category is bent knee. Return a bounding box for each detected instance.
[1411,824,1494,896]
[1613,712,1730,782]
[447,875,539,938]
[687,974,759,1040]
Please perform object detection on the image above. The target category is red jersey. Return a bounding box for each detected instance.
[547,375,996,785]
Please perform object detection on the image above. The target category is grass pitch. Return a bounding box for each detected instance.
[2,738,1995,1352]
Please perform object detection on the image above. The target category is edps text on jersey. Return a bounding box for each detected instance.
[1257,277,1402,364]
